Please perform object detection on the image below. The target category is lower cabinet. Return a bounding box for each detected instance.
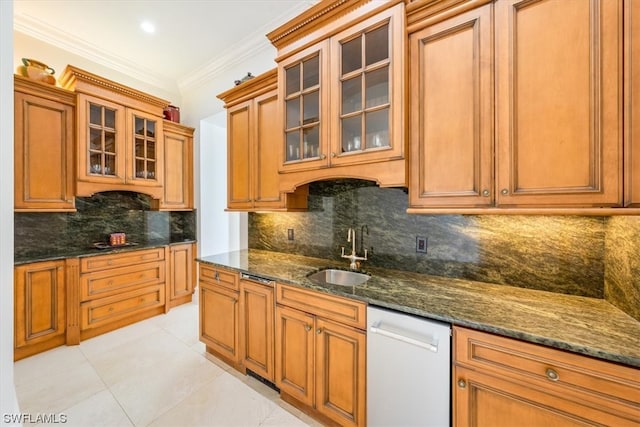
[14,260,66,361]
[199,264,241,368]
[240,277,275,382]
[168,243,196,308]
[453,326,640,427]
[275,284,366,427]
[79,247,167,340]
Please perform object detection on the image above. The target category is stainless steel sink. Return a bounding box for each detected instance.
[307,269,370,286]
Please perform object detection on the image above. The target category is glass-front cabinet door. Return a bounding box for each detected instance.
[128,110,163,187]
[77,94,126,185]
[279,41,330,172]
[330,4,404,166]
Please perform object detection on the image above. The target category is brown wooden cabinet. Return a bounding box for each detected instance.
[239,277,275,382]
[59,65,168,200]
[152,121,194,211]
[408,3,494,208]
[167,243,195,308]
[218,69,308,211]
[14,75,76,212]
[78,247,166,339]
[626,0,640,207]
[408,0,633,213]
[199,264,241,368]
[14,260,67,361]
[453,326,640,427]
[275,283,366,427]
[269,0,407,193]
[495,0,622,208]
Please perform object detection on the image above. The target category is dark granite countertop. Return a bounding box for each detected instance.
[198,249,640,369]
[14,239,197,265]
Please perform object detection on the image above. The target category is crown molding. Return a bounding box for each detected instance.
[14,13,173,91]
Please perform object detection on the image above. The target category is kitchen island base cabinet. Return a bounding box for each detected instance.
[275,284,366,427]
[453,326,640,427]
[14,260,66,361]
[198,264,242,370]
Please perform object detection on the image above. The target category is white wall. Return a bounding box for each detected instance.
[198,114,247,256]
[1,0,19,421]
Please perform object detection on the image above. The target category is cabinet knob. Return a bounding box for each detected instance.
[304,324,312,332]
[320,154,326,160]
[457,379,466,388]
[501,188,509,195]
[214,272,220,282]
[482,189,490,197]
[316,328,323,335]
[545,368,560,382]
[331,152,337,158]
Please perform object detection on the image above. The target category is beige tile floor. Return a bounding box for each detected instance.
[14,293,321,427]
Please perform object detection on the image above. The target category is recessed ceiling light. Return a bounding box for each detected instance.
[140,21,155,34]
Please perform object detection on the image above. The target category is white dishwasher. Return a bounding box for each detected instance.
[367,305,451,427]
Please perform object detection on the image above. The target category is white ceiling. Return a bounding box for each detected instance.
[13,0,317,94]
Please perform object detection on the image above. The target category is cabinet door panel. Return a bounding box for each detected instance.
[409,4,493,207]
[14,261,66,349]
[275,305,314,406]
[315,318,365,427]
[227,101,253,208]
[240,280,274,381]
[626,0,640,206]
[255,91,285,207]
[496,0,622,207]
[170,243,193,300]
[159,124,193,210]
[454,366,637,427]
[199,284,239,363]
[14,88,75,211]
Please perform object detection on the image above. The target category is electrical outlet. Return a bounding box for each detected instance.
[287,228,294,241]
[416,236,427,253]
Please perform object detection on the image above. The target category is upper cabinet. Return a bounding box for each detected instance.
[151,121,194,211]
[407,0,634,214]
[626,0,640,207]
[268,0,407,193]
[408,3,494,209]
[14,76,76,212]
[218,69,308,211]
[495,0,621,208]
[59,65,168,200]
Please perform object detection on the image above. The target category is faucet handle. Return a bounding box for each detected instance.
[341,247,345,257]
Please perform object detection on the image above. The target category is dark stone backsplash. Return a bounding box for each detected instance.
[249,180,638,317]
[15,191,196,261]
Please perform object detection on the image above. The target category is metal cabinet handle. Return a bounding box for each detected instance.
[320,154,326,160]
[214,271,220,282]
[316,328,323,335]
[304,324,312,332]
[501,189,509,195]
[457,379,466,388]
[545,368,560,382]
[482,189,490,197]
[331,152,337,158]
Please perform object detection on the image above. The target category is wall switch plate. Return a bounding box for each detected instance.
[287,228,294,241]
[416,236,427,253]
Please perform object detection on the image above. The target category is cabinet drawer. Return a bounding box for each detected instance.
[81,248,165,272]
[80,261,165,301]
[199,264,238,291]
[276,283,366,330]
[453,327,640,419]
[80,285,165,331]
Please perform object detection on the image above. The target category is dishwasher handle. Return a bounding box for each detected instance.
[369,321,439,353]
